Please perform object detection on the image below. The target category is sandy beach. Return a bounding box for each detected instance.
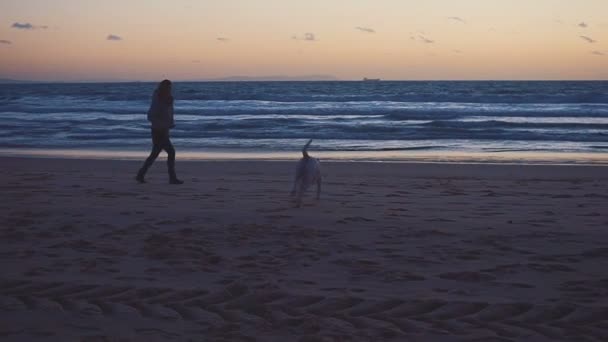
[1,157,607,341]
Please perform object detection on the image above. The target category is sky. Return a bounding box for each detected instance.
[0,0,607,81]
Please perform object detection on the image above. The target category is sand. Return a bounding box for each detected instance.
[1,157,607,341]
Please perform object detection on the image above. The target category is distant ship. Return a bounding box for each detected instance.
[362,77,381,82]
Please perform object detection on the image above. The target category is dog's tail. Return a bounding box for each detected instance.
[302,139,313,158]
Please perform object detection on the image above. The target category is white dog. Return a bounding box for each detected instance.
[290,139,322,206]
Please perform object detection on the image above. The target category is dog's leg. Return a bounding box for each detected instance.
[295,184,303,207]
[316,177,322,200]
[290,180,297,196]
[291,161,305,196]
[290,174,301,196]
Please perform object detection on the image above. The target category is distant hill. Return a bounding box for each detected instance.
[0,78,36,84]
[201,75,339,82]
[0,75,341,83]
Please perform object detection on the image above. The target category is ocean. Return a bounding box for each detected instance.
[1,81,607,162]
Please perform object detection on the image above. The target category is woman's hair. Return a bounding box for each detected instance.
[157,79,172,100]
[158,79,172,92]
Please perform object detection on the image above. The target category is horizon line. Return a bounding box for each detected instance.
[2,78,608,84]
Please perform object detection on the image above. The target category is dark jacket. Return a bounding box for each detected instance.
[147,90,174,130]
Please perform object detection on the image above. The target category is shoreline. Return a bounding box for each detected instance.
[1,147,608,165]
[3,156,608,181]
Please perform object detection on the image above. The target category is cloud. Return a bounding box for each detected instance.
[106,34,122,41]
[12,22,33,30]
[578,22,588,28]
[216,37,229,42]
[448,16,466,24]
[409,31,434,44]
[592,51,605,56]
[304,32,316,41]
[292,32,317,41]
[417,35,434,44]
[0,40,11,45]
[355,26,375,33]
[579,35,596,43]
[12,22,47,30]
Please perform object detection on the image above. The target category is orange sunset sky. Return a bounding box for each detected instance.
[1,0,607,81]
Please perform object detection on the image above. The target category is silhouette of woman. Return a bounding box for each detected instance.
[136,80,183,184]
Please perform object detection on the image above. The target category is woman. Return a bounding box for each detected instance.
[136,79,183,184]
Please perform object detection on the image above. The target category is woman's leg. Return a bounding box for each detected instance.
[164,139,178,181]
[136,129,164,182]
[136,144,162,181]
[155,130,182,183]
